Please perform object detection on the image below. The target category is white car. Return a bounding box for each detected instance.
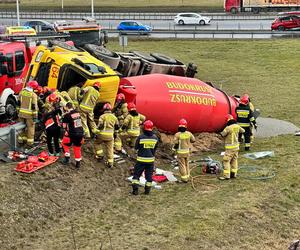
[174,13,211,25]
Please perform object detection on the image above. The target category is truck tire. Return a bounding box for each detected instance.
[5,96,17,121]
[83,44,120,70]
[130,51,157,62]
[150,53,177,64]
[230,7,238,14]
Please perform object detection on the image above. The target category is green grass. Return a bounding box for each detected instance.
[27,39,300,249]
[1,0,223,11]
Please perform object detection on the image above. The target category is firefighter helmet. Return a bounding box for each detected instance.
[226,114,234,121]
[27,80,39,90]
[35,86,43,94]
[144,120,154,131]
[93,82,101,89]
[179,118,188,128]
[38,151,49,162]
[27,156,39,164]
[48,93,58,103]
[127,102,136,111]
[43,86,52,93]
[103,103,112,110]
[240,95,249,105]
[116,93,125,101]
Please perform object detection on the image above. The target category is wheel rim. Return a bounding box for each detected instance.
[6,104,16,119]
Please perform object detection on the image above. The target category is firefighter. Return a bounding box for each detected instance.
[219,114,245,180]
[67,82,84,109]
[113,93,128,151]
[18,81,39,146]
[235,95,257,151]
[44,90,67,112]
[173,119,196,183]
[122,102,146,147]
[131,120,158,195]
[61,102,84,169]
[79,82,101,138]
[42,93,62,156]
[94,103,119,168]
[247,95,256,143]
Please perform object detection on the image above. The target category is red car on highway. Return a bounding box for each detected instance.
[271,15,300,31]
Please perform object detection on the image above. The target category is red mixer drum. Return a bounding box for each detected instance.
[119,74,238,133]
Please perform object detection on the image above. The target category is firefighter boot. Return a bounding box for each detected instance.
[61,156,70,165]
[245,147,250,151]
[75,161,81,169]
[132,184,139,195]
[230,172,236,178]
[144,186,151,195]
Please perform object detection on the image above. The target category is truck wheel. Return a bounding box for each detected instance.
[278,26,285,31]
[178,20,184,25]
[230,7,238,14]
[150,53,177,64]
[199,20,205,25]
[83,44,120,70]
[5,96,17,121]
[130,51,157,62]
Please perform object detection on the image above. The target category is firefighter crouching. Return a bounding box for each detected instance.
[235,95,257,151]
[67,82,84,109]
[18,81,39,146]
[122,102,146,147]
[113,93,128,151]
[219,114,245,180]
[61,102,84,169]
[94,103,119,168]
[79,82,101,138]
[42,93,62,156]
[132,120,158,195]
[173,119,195,183]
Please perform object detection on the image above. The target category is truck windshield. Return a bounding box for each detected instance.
[68,30,100,47]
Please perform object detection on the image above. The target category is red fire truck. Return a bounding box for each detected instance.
[225,0,300,14]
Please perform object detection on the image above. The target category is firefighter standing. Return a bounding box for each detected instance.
[131,120,158,195]
[235,95,257,151]
[79,82,101,138]
[94,103,119,168]
[18,81,39,145]
[122,102,146,147]
[173,119,195,183]
[42,93,62,156]
[61,102,84,168]
[67,82,84,109]
[113,93,128,151]
[219,114,245,180]
[248,95,256,143]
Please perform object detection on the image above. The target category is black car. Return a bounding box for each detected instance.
[23,20,54,32]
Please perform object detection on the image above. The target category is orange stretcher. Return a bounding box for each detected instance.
[15,156,59,173]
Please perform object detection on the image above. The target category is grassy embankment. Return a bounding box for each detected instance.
[27,39,300,249]
[0,0,223,12]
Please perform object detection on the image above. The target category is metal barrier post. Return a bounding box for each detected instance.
[9,127,17,151]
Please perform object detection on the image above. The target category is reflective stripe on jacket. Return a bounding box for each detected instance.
[135,133,158,163]
[19,88,38,119]
[173,131,195,156]
[123,113,146,136]
[221,123,245,150]
[80,86,100,111]
[97,111,119,140]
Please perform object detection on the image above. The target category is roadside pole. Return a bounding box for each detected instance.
[16,0,20,26]
[91,0,94,18]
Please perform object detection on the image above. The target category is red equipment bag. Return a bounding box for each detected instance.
[15,156,59,173]
[152,174,167,183]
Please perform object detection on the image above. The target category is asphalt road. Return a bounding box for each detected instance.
[0,18,273,31]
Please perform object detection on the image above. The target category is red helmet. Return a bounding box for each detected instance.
[35,86,43,94]
[43,86,52,93]
[226,114,234,121]
[103,103,112,110]
[27,80,39,90]
[240,94,249,105]
[38,151,49,162]
[144,120,154,131]
[48,93,58,103]
[127,102,136,111]
[179,118,188,128]
[93,82,101,88]
[116,93,125,101]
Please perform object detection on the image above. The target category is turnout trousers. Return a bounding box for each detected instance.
[177,155,190,182]
[79,108,97,138]
[132,162,154,188]
[46,125,61,155]
[222,149,239,179]
[95,137,114,166]
[18,118,35,145]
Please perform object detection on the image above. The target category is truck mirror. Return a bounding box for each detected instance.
[0,65,8,76]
